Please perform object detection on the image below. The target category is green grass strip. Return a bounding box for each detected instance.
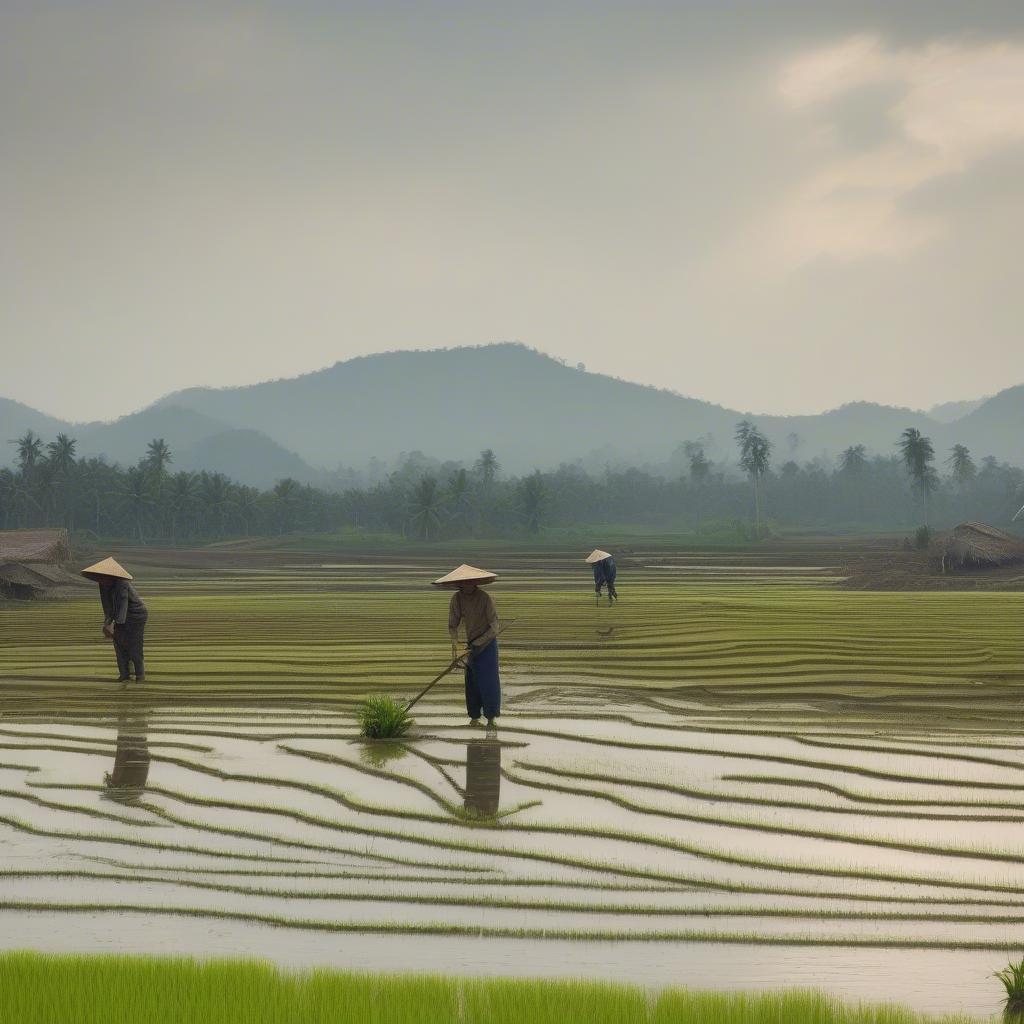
[0,952,977,1024]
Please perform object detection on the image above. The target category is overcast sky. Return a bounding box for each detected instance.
[4,1,1024,422]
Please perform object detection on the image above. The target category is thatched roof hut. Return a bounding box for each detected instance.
[0,528,71,563]
[938,522,1024,571]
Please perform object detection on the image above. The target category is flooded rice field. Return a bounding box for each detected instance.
[1,685,1023,1016]
[3,549,1024,1017]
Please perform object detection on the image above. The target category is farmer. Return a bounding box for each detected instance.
[433,564,501,729]
[80,557,148,683]
[586,549,618,603]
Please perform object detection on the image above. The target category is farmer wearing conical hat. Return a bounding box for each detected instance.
[81,558,148,684]
[433,564,501,729]
[586,549,618,604]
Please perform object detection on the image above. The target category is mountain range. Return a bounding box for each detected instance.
[2,344,1021,485]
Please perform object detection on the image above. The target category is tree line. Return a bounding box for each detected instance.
[2,424,1022,544]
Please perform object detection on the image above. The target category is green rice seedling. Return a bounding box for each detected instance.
[995,957,1024,1020]
[358,696,413,739]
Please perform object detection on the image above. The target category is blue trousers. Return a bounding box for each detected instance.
[465,639,501,719]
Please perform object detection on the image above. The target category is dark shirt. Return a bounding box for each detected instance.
[100,580,148,625]
[592,557,616,585]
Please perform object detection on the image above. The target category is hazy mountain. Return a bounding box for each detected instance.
[149,344,956,469]
[3,344,1022,479]
[0,397,67,449]
[926,397,989,423]
[176,429,316,488]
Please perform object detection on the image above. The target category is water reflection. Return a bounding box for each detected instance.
[464,738,501,817]
[103,711,150,804]
[360,740,409,769]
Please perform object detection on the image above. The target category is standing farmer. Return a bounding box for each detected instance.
[81,557,148,684]
[586,549,618,603]
[434,564,501,729]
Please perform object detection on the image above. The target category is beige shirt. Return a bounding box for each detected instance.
[448,588,499,649]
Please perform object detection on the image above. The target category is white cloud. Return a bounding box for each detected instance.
[744,35,1024,270]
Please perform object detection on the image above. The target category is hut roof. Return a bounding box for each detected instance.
[0,529,71,563]
[940,522,1024,570]
[0,562,49,590]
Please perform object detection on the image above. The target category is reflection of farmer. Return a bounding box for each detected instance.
[81,558,148,684]
[464,739,501,817]
[433,564,501,730]
[586,549,618,603]
[103,712,151,804]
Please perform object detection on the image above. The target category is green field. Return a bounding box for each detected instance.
[1,542,1022,1016]
[0,953,978,1023]
[2,544,1022,699]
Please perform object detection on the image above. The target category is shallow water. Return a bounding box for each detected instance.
[3,687,1024,1015]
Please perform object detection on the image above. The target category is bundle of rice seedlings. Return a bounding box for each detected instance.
[358,695,413,739]
[996,957,1024,1020]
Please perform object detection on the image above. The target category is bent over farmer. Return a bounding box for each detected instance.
[433,564,501,729]
[586,549,618,603]
[81,557,148,683]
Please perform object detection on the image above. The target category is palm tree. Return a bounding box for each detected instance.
[118,466,154,542]
[683,441,711,484]
[272,478,301,534]
[166,471,200,542]
[201,473,236,538]
[46,433,78,529]
[475,449,499,486]
[518,471,545,534]
[446,468,476,535]
[736,420,772,539]
[11,431,43,474]
[46,433,77,475]
[408,476,445,540]
[947,444,976,492]
[839,445,868,476]
[897,428,936,526]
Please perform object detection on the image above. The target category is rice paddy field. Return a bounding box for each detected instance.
[2,542,1023,1020]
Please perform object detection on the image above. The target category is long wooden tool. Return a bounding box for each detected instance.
[405,619,517,712]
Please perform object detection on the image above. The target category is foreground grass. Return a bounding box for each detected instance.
[0,953,977,1023]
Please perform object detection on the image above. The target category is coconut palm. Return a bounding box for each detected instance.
[118,466,154,542]
[735,420,772,539]
[11,431,43,474]
[45,434,78,528]
[518,471,545,534]
[947,444,976,491]
[839,445,868,476]
[272,478,302,534]
[200,472,236,538]
[166,471,201,542]
[408,476,445,540]
[897,428,936,526]
[446,468,476,535]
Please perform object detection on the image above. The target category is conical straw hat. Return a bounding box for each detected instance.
[585,549,612,564]
[81,557,133,581]
[432,564,498,587]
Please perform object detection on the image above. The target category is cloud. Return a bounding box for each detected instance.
[742,34,1024,270]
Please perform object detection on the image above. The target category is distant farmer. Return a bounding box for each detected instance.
[433,564,501,729]
[586,549,618,603]
[80,557,148,684]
